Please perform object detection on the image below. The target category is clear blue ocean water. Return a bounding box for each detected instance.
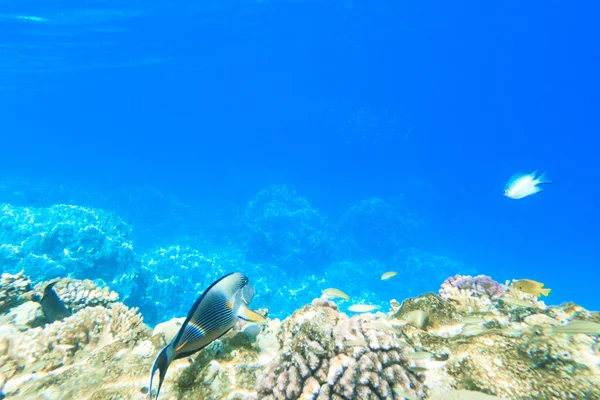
[1,0,599,321]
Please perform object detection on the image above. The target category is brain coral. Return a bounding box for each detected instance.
[257,298,423,400]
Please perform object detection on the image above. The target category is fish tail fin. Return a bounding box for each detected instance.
[149,345,171,399]
[540,287,551,297]
[237,305,267,323]
[536,171,552,185]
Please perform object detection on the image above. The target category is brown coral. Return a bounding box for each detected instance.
[256,298,423,400]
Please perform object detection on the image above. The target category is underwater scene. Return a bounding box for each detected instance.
[1,0,599,399]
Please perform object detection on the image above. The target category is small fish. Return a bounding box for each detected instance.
[149,272,265,399]
[401,310,430,330]
[549,320,600,335]
[348,304,380,313]
[366,321,392,330]
[393,387,419,400]
[343,338,367,346]
[381,271,398,280]
[462,315,489,325]
[500,296,540,309]
[389,299,402,313]
[504,169,551,199]
[405,351,433,360]
[407,366,428,373]
[461,324,488,337]
[322,288,350,301]
[389,319,409,328]
[40,281,71,322]
[52,344,75,352]
[513,279,551,297]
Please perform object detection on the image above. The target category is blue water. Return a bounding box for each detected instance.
[1,0,599,321]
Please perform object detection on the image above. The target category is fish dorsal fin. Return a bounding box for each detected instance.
[237,305,267,323]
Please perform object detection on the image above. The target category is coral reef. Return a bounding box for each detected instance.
[0,272,33,313]
[0,274,121,330]
[0,204,135,284]
[241,185,331,269]
[33,277,120,314]
[0,178,212,251]
[1,183,477,325]
[0,271,599,399]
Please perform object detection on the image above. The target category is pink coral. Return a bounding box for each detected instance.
[439,274,506,300]
[256,298,423,399]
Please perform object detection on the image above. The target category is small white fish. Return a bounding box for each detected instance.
[462,315,491,324]
[381,271,398,280]
[500,296,540,309]
[343,339,367,346]
[366,321,392,330]
[322,288,350,301]
[393,387,419,400]
[504,170,551,199]
[405,351,434,360]
[348,304,380,313]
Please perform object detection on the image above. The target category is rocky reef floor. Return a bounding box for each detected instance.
[1,272,599,400]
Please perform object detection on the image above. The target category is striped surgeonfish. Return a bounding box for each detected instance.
[149,272,266,399]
